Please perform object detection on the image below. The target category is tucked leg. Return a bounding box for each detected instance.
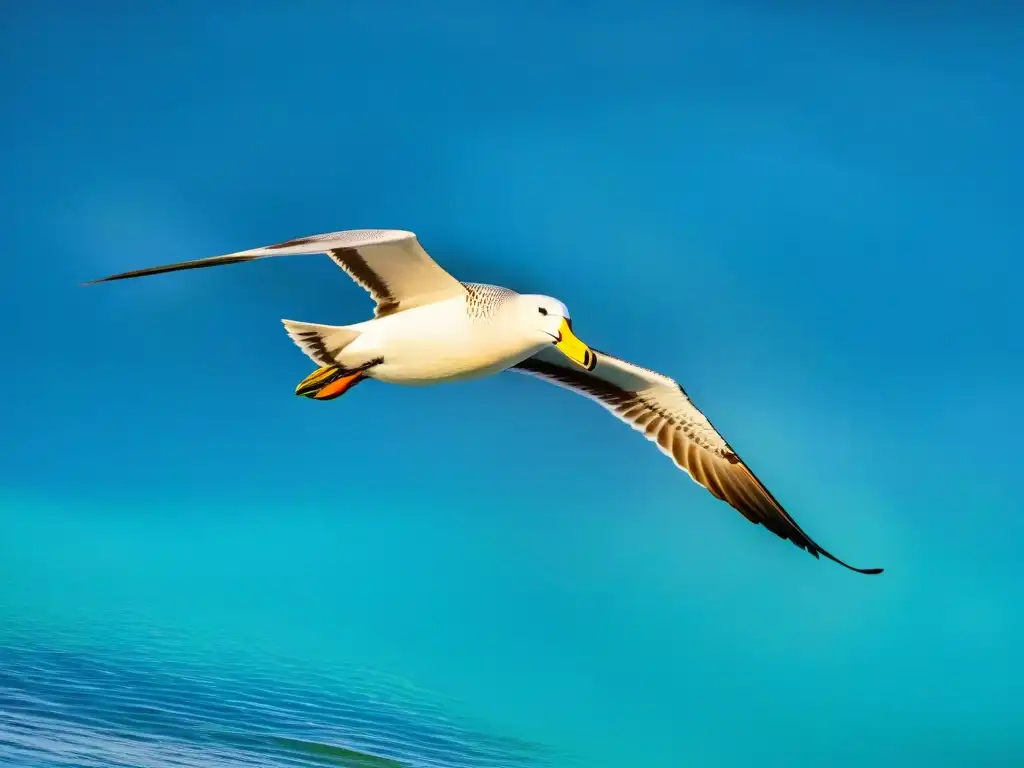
[294,366,367,400]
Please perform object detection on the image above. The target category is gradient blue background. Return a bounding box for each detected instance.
[2,2,1022,766]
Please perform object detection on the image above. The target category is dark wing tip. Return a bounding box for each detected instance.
[82,263,192,285]
[778,521,884,575]
[724,461,884,576]
[81,254,265,286]
[82,273,127,286]
[830,560,884,575]
[790,529,884,575]
[767,516,884,575]
[769,520,884,575]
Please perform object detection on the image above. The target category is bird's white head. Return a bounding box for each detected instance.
[511,293,596,371]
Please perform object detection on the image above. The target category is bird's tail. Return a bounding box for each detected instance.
[281,319,361,367]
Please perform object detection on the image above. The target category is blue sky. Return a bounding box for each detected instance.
[1,2,1022,766]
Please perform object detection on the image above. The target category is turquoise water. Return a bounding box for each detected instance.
[3,2,1023,766]
[3,490,1022,766]
[1,502,569,768]
[0,636,549,767]
[0,626,549,767]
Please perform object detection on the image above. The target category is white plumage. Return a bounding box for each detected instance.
[87,228,882,575]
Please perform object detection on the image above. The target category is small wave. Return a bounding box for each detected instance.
[0,640,557,768]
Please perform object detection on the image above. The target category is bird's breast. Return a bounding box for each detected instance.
[360,305,539,384]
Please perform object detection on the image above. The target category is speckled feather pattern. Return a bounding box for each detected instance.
[461,282,519,321]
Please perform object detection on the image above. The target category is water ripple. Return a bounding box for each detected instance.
[0,625,559,768]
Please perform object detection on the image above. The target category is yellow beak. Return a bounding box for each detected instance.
[554,318,596,371]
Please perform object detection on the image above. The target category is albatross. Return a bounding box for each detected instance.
[86,228,882,575]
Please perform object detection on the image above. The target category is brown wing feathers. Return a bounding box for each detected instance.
[326,248,400,317]
[513,354,882,575]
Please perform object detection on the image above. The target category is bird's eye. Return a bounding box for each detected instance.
[538,307,548,316]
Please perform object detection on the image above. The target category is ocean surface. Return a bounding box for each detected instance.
[3,2,1023,767]
[0,621,551,768]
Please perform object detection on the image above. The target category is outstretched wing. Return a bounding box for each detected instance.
[85,229,467,317]
[510,346,882,575]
